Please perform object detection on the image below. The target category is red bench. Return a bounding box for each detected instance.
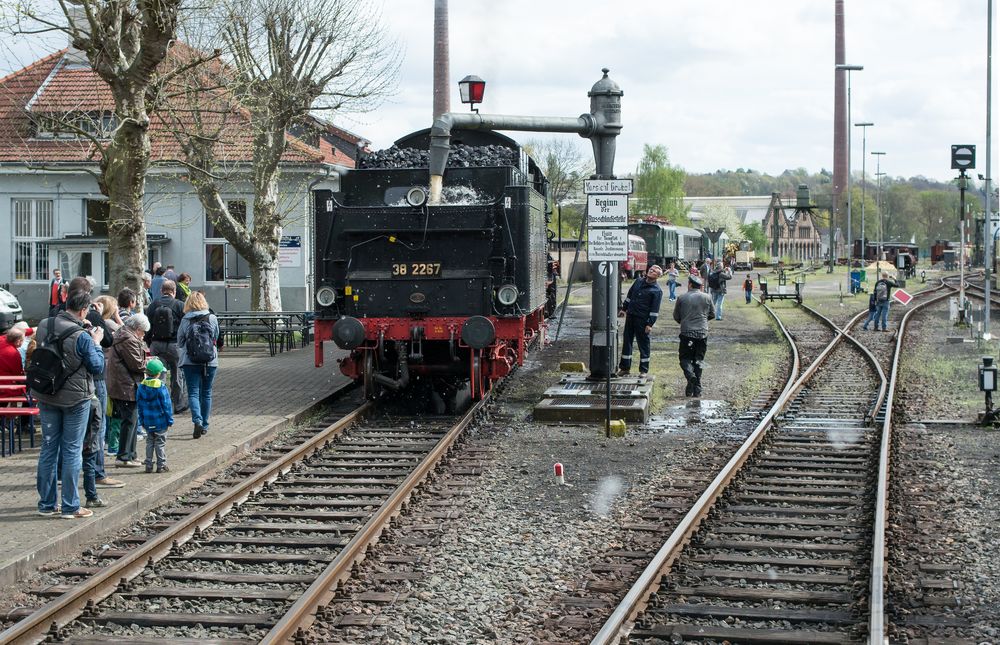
[0,376,38,457]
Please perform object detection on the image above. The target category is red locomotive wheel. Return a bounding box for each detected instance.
[470,352,491,401]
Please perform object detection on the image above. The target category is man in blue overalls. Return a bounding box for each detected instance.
[616,265,664,376]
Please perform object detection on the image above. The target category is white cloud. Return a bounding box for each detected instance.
[1,0,994,182]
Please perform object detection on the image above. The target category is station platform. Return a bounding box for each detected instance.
[0,343,349,587]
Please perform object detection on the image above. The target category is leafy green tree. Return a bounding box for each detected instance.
[741,222,768,253]
[634,144,689,225]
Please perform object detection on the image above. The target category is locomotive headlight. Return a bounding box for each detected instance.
[406,186,428,207]
[496,284,519,306]
[316,286,337,308]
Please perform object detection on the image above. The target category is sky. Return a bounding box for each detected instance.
[1,0,994,184]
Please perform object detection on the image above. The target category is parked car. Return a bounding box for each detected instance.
[0,286,23,331]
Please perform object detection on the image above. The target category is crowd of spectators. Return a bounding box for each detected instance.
[1,260,221,520]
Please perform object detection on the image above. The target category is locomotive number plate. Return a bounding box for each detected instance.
[391,262,442,277]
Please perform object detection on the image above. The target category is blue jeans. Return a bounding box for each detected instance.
[745,289,752,304]
[877,301,890,329]
[668,280,677,300]
[863,308,878,329]
[92,380,107,478]
[37,399,90,514]
[712,291,725,320]
[183,365,217,429]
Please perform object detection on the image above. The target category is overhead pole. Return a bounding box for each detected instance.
[855,122,874,265]
[432,0,450,120]
[872,151,886,259]
[985,0,993,339]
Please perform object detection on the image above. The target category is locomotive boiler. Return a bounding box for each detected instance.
[313,129,552,406]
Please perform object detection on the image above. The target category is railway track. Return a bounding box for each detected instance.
[590,282,953,645]
[0,389,492,644]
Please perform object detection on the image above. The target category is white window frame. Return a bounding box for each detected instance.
[12,198,55,282]
[204,200,248,284]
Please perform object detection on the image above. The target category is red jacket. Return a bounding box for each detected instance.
[0,337,25,396]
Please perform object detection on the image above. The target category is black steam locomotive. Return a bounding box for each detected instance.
[313,129,555,405]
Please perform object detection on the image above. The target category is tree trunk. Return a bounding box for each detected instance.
[101,116,149,295]
[249,124,286,311]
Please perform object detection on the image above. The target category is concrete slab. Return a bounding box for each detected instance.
[0,343,350,587]
[533,374,652,423]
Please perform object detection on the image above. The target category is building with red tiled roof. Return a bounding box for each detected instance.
[0,46,361,319]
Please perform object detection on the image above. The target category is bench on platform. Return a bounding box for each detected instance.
[0,376,38,457]
[215,312,313,357]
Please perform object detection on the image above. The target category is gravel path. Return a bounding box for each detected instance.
[306,290,790,644]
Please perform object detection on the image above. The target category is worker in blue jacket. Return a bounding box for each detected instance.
[616,265,664,376]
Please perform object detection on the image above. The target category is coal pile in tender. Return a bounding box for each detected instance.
[360,144,517,169]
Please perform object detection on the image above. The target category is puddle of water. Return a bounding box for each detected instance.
[646,399,732,433]
[591,475,624,517]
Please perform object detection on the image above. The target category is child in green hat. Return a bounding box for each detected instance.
[137,358,173,473]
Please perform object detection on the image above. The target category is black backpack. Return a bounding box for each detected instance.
[875,280,889,302]
[150,302,175,341]
[185,315,215,364]
[26,317,84,395]
[708,271,721,290]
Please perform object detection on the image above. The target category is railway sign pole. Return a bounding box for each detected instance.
[586,183,632,436]
[953,145,976,318]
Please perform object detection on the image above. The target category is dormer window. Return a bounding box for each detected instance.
[33,111,118,140]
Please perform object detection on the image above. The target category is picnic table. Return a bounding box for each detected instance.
[214,311,314,357]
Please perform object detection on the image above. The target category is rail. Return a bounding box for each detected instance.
[866,280,952,643]
[259,392,492,643]
[591,298,808,645]
[0,388,366,645]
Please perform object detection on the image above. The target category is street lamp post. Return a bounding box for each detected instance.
[856,122,874,265]
[872,151,887,260]
[985,0,994,339]
[837,63,863,292]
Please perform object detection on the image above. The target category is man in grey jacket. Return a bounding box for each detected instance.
[672,275,715,397]
[32,290,105,519]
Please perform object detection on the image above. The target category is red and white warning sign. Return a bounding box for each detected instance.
[893,288,913,306]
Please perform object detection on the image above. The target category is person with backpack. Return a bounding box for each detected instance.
[145,279,187,412]
[29,290,105,519]
[708,263,733,320]
[176,291,220,439]
[871,271,896,332]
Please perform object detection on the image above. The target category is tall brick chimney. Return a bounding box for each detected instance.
[833,0,847,227]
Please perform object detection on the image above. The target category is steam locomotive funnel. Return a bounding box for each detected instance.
[427,69,623,204]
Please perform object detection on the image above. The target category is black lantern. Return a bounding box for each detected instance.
[458,75,486,112]
[980,356,997,393]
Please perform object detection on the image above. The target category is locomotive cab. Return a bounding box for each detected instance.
[313,129,550,406]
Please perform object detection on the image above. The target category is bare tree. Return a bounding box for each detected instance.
[170,0,398,311]
[8,0,187,294]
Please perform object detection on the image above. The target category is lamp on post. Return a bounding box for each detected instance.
[872,151,887,260]
[836,63,863,292]
[855,122,874,266]
[979,356,999,425]
[458,75,486,112]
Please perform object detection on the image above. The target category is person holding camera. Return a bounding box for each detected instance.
[30,290,105,519]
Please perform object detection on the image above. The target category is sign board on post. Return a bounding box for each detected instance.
[588,228,628,261]
[225,277,251,289]
[951,144,976,170]
[278,235,302,268]
[892,288,913,306]
[587,195,628,227]
[584,178,634,195]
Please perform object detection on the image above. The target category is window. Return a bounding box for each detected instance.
[205,200,247,238]
[34,111,118,140]
[12,199,54,280]
[204,200,249,282]
[87,199,110,236]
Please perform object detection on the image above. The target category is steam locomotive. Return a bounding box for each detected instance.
[313,129,554,407]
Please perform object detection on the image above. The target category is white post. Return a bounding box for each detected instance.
[985,0,993,339]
